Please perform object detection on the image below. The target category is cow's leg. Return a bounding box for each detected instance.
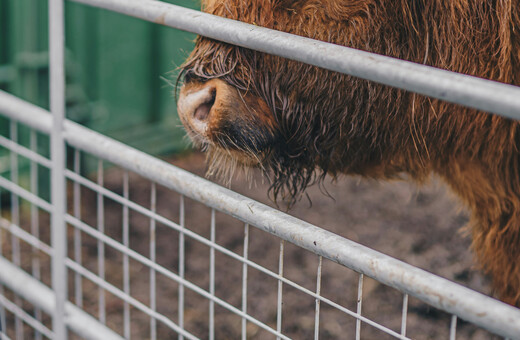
[470,212,520,306]
[440,162,520,306]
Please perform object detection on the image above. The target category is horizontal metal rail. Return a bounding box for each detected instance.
[59,172,407,338]
[69,0,520,120]
[2,90,520,339]
[0,176,53,213]
[65,215,292,340]
[0,294,53,339]
[0,256,124,340]
[0,135,52,168]
[62,178,402,338]
[0,218,52,256]
[65,259,201,340]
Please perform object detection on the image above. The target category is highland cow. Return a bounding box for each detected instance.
[177,1,520,306]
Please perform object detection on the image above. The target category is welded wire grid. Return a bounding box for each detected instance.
[0,121,54,340]
[1,0,520,338]
[0,116,513,339]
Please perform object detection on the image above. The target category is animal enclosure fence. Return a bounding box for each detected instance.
[1,0,520,339]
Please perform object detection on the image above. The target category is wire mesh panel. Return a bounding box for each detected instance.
[1,0,520,338]
[1,105,519,339]
[0,118,54,340]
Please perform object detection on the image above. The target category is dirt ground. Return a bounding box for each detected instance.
[74,151,500,340]
[0,151,502,339]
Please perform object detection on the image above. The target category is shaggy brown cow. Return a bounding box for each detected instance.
[177,1,520,306]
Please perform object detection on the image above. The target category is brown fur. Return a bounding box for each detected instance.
[178,0,520,306]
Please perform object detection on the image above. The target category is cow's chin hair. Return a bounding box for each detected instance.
[203,144,326,208]
[204,146,264,187]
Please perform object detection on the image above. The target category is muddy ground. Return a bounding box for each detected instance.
[86,151,500,340]
[1,151,502,339]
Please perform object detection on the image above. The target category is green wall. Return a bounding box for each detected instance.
[0,0,197,155]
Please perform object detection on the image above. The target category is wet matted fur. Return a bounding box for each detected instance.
[178,0,520,306]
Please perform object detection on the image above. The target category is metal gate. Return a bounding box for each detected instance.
[1,0,520,339]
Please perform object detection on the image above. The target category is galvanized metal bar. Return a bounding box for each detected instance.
[49,0,67,337]
[65,259,199,340]
[450,315,457,340]
[3,173,355,329]
[30,129,42,270]
[401,294,408,337]
[29,130,43,340]
[209,209,216,340]
[1,195,401,340]
[0,92,51,133]
[65,215,292,340]
[0,135,52,168]
[1,91,520,338]
[58,174,408,337]
[73,149,83,308]
[276,240,285,339]
[0,185,4,338]
[314,256,323,340]
[62,129,520,337]
[0,256,124,340]
[9,121,22,340]
[69,0,520,120]
[0,177,53,213]
[3,139,43,340]
[63,169,136,206]
[355,274,364,340]
[178,195,185,340]
[0,330,10,340]
[0,188,4,339]
[241,224,249,340]
[0,295,53,339]
[149,182,157,340]
[97,160,106,324]
[0,218,52,255]
[122,171,130,340]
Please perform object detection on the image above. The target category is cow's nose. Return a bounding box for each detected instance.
[177,81,218,135]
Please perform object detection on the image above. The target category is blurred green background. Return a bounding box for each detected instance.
[0,0,197,154]
[0,0,199,201]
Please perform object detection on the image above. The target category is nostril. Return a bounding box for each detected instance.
[194,102,211,121]
[193,88,216,121]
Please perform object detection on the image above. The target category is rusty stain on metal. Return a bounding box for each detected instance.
[154,13,166,25]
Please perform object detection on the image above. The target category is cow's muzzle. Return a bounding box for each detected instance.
[177,78,277,155]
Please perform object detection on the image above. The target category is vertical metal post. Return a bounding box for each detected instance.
[178,195,185,340]
[9,121,22,340]
[97,160,106,324]
[401,294,408,337]
[73,149,82,308]
[241,224,249,340]
[449,315,457,340]
[209,209,215,340]
[149,183,157,340]
[30,130,42,340]
[276,240,284,339]
[355,274,364,340]
[314,256,323,340]
[9,122,19,269]
[0,184,3,337]
[49,0,67,338]
[123,171,130,339]
[0,289,4,338]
